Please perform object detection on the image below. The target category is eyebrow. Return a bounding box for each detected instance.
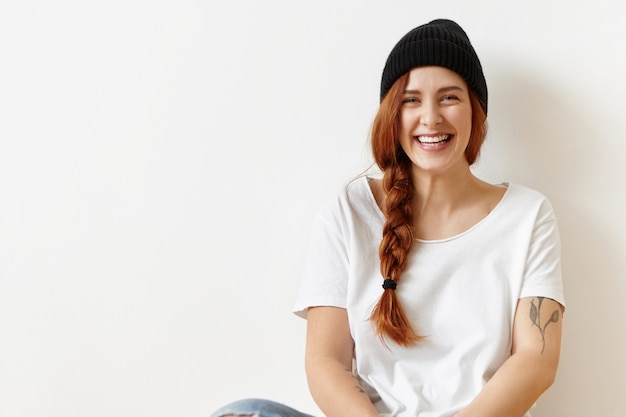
[403,86,465,94]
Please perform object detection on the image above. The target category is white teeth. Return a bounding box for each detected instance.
[417,134,449,144]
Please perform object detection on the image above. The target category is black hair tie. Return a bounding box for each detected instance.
[382,279,397,290]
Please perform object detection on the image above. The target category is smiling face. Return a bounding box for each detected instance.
[398,66,473,177]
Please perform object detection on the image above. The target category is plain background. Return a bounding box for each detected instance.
[1,1,625,416]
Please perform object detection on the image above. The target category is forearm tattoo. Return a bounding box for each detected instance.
[345,367,367,395]
[529,297,560,353]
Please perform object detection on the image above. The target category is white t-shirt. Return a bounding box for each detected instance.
[294,176,565,417]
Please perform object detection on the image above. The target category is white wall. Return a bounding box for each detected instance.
[1,1,624,416]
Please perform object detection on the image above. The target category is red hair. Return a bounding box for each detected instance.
[369,74,488,346]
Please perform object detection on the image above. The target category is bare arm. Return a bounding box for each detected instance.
[455,297,564,417]
[305,306,379,417]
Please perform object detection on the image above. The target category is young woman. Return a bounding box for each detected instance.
[211,19,565,417]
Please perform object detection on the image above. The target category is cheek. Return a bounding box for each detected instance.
[450,111,473,140]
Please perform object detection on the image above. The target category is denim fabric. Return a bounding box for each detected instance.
[210,398,317,417]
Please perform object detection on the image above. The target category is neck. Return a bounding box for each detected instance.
[411,165,480,215]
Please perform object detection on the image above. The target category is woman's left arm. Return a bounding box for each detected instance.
[455,296,564,417]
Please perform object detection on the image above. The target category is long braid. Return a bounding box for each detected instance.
[370,158,423,346]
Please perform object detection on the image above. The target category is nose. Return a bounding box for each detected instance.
[420,101,443,127]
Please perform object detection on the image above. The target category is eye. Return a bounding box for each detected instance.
[402,97,420,105]
[441,94,459,102]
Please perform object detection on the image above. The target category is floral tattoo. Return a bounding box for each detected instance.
[529,297,560,353]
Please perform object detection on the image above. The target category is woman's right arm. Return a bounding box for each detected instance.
[305,306,379,417]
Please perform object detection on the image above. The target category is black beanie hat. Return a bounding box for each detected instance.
[380,19,488,115]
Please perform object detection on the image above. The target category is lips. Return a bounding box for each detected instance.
[415,134,451,146]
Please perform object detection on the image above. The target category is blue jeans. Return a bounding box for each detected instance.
[210,398,317,417]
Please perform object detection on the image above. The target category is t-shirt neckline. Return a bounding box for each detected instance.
[363,176,511,244]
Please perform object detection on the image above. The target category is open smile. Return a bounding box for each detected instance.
[415,134,452,147]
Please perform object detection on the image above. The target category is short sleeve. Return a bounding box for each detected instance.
[519,198,566,308]
[293,196,350,319]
